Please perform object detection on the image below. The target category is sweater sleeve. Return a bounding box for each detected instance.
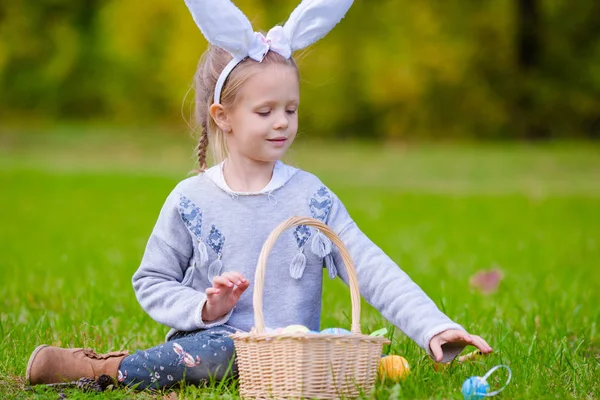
[326,190,466,363]
[132,188,232,331]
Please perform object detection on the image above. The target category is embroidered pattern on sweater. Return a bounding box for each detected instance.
[206,224,226,282]
[293,225,311,248]
[309,186,333,222]
[289,186,335,279]
[179,195,203,238]
[292,186,333,248]
[309,186,337,279]
[178,195,226,283]
[207,225,225,256]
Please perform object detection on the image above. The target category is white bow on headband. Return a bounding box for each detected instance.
[184,0,354,104]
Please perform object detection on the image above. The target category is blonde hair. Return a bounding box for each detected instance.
[193,46,299,171]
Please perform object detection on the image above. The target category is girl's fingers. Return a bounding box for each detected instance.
[212,276,234,288]
[429,337,444,362]
[431,330,493,363]
[232,280,250,297]
[205,287,220,295]
[213,272,248,288]
[455,331,473,344]
[221,271,247,286]
[436,330,466,346]
[237,279,250,288]
[446,331,493,353]
[208,272,249,303]
[209,272,249,293]
[468,334,493,353]
[459,332,492,353]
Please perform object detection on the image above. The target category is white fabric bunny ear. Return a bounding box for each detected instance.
[284,0,353,52]
[184,0,354,103]
[184,0,254,61]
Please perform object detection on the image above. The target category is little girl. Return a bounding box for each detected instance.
[26,0,491,391]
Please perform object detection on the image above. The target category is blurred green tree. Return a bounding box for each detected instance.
[0,0,598,139]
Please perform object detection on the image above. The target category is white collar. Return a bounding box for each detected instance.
[204,160,298,196]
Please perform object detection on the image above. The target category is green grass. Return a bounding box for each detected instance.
[1,126,599,399]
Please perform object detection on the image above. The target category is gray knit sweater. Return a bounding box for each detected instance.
[132,162,465,361]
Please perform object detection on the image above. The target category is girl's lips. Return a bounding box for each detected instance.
[267,138,287,147]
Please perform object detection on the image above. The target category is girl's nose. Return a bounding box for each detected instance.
[273,111,289,130]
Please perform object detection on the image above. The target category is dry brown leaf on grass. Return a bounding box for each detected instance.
[469,268,504,294]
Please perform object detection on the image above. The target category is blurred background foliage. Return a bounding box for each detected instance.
[1,0,599,140]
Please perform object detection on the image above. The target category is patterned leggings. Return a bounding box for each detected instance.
[117,326,238,390]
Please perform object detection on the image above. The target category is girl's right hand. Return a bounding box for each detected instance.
[202,271,250,322]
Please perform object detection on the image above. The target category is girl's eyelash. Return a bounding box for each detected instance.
[256,109,297,116]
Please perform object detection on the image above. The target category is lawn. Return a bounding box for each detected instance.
[1,126,599,399]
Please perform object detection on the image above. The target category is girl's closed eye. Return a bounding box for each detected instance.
[256,110,271,117]
[286,109,297,115]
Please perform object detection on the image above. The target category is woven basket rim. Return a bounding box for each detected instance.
[230,331,391,344]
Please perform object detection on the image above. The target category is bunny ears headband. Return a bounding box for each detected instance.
[184,0,354,104]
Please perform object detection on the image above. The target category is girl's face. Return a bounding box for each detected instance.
[224,63,299,165]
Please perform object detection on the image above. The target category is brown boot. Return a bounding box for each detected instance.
[26,345,129,385]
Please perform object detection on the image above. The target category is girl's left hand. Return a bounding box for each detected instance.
[429,329,493,362]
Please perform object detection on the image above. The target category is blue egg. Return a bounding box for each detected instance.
[320,328,352,335]
[461,376,490,400]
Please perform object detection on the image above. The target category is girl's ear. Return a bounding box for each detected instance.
[209,104,231,133]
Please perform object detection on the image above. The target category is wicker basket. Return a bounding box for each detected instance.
[230,216,390,399]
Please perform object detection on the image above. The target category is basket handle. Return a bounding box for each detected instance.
[252,216,362,334]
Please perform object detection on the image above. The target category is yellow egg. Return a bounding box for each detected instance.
[378,355,410,380]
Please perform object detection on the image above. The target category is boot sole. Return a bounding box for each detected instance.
[26,344,48,385]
